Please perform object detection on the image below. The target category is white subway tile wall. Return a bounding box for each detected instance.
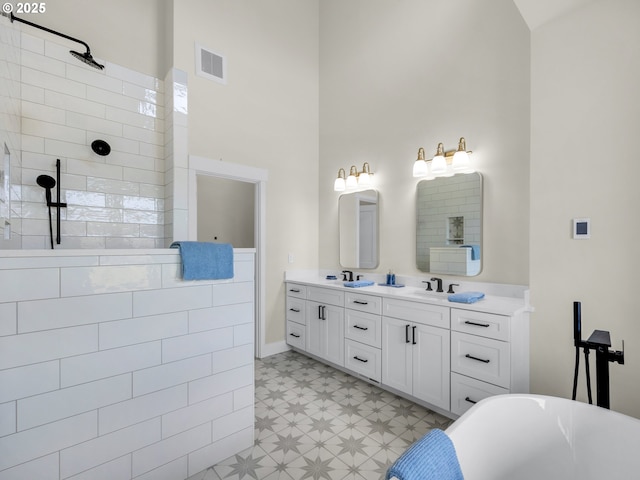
[7,29,168,249]
[0,21,22,247]
[0,251,255,479]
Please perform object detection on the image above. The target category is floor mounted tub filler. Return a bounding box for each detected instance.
[444,394,640,480]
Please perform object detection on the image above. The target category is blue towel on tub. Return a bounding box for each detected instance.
[170,241,234,280]
[448,291,485,304]
[343,280,374,288]
[386,429,463,480]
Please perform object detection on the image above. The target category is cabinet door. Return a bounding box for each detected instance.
[381,316,412,395]
[324,303,345,367]
[412,323,450,410]
[306,301,324,359]
[305,301,344,367]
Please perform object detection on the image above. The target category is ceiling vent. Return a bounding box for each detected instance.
[195,43,227,85]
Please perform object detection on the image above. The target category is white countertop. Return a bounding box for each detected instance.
[285,271,532,317]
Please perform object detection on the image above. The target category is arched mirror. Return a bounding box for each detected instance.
[416,173,482,276]
[339,189,379,268]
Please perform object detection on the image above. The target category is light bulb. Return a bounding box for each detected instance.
[452,137,473,173]
[413,148,428,177]
[430,143,447,175]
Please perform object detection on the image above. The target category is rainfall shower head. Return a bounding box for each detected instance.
[10,13,104,70]
[70,49,104,70]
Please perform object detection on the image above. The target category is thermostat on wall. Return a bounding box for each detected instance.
[572,218,591,239]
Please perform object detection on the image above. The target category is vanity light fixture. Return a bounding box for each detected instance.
[333,163,375,191]
[413,137,474,180]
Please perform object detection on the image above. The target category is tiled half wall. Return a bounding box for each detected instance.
[0,250,255,479]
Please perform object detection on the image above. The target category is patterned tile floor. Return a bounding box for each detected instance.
[188,350,452,480]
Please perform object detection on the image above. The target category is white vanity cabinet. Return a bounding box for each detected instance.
[381,298,451,410]
[284,278,530,419]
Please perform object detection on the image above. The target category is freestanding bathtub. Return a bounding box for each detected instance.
[445,394,640,480]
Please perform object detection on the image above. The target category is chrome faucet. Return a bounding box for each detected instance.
[342,270,354,282]
[430,277,443,293]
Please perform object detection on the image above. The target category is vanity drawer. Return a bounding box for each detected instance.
[451,331,510,389]
[345,339,381,383]
[286,297,306,325]
[383,298,450,329]
[450,372,509,416]
[345,309,381,348]
[286,283,307,299]
[451,308,510,341]
[286,320,305,350]
[345,292,382,315]
[307,286,345,307]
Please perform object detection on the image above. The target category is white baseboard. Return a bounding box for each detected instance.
[259,340,290,358]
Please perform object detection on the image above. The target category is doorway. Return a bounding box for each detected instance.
[188,156,268,358]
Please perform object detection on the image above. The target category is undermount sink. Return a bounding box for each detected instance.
[413,290,450,302]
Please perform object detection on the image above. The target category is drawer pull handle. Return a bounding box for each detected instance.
[354,355,368,363]
[289,308,300,313]
[464,396,477,404]
[353,300,369,305]
[464,320,491,328]
[405,324,411,344]
[289,288,301,293]
[465,354,490,364]
[290,333,301,338]
[412,325,417,345]
[353,325,369,331]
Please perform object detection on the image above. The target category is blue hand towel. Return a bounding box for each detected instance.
[448,291,485,304]
[460,244,480,260]
[386,429,463,480]
[343,280,375,288]
[170,241,234,280]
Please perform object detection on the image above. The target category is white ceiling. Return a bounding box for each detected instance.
[513,0,598,30]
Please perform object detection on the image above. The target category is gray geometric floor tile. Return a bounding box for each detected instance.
[187,350,453,480]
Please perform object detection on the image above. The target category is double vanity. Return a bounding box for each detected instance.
[284,273,531,418]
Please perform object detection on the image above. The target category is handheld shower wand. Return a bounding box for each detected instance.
[36,174,55,249]
[35,159,67,249]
